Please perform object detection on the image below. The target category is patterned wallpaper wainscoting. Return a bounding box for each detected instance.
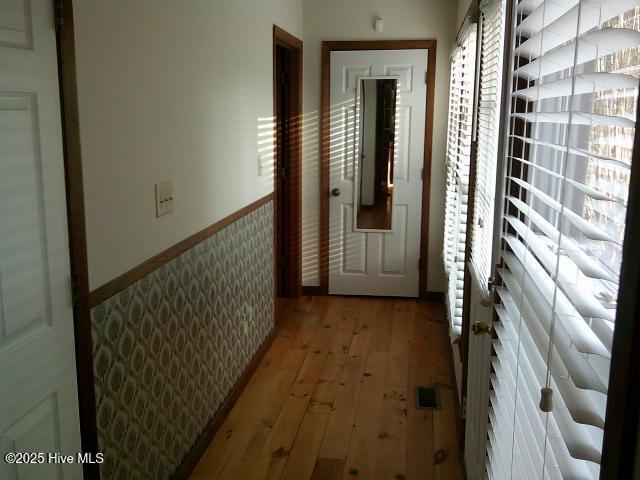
[90,201,274,479]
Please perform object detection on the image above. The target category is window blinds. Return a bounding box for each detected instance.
[488,0,640,479]
[470,0,508,295]
[444,25,478,339]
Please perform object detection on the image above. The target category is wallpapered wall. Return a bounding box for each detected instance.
[90,202,274,479]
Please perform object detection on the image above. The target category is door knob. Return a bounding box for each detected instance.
[331,188,342,197]
[471,321,493,336]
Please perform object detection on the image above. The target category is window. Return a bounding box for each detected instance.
[487,0,640,478]
[469,0,508,295]
[444,24,478,339]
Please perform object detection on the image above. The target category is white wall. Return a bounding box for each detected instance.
[73,0,303,289]
[301,0,456,291]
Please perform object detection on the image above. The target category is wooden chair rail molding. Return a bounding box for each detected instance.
[89,193,274,307]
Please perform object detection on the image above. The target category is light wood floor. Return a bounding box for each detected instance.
[190,296,464,480]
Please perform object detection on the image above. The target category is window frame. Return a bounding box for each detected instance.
[485,0,640,477]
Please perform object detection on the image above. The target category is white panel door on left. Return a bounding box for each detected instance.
[0,1,83,479]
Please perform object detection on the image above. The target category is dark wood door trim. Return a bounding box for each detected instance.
[55,1,100,477]
[273,25,303,298]
[320,40,437,297]
[600,90,640,480]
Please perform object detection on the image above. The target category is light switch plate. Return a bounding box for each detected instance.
[155,180,174,217]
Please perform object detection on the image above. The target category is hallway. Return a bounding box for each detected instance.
[190,296,464,479]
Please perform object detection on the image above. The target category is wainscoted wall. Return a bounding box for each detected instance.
[89,201,274,479]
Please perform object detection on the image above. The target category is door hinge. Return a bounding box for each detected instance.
[54,0,64,32]
[70,275,80,307]
[425,71,428,85]
[421,168,424,180]
[418,257,424,270]
[461,396,467,420]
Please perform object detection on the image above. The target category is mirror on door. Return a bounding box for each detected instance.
[354,77,398,231]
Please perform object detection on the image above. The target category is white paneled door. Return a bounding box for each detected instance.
[0,1,83,479]
[328,49,427,296]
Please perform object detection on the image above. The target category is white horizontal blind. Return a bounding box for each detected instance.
[471,0,508,296]
[444,46,462,289]
[488,0,640,478]
[444,25,478,339]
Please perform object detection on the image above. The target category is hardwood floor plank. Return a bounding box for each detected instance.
[412,301,435,346]
[310,338,353,413]
[280,411,331,480]
[426,305,463,479]
[311,458,346,480]
[295,297,346,385]
[427,319,455,391]
[280,296,330,339]
[191,367,297,478]
[373,385,408,479]
[405,308,436,479]
[243,382,316,480]
[369,300,393,353]
[189,298,464,480]
[316,302,376,460]
[386,300,415,387]
[348,298,377,344]
[433,387,463,479]
[189,419,251,479]
[275,298,358,478]
[191,300,316,479]
[260,336,298,372]
[341,351,388,479]
[277,298,314,337]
